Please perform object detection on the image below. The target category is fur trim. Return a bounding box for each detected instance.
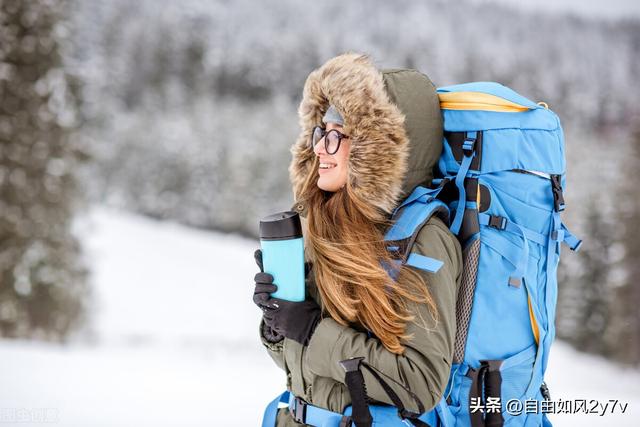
[289,53,409,216]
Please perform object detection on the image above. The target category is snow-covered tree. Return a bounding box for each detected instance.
[609,127,640,365]
[0,0,88,340]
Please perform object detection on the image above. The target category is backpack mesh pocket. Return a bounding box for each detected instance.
[453,238,481,364]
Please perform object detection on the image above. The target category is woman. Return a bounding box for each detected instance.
[253,53,462,426]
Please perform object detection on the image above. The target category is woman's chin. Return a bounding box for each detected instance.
[317,177,342,192]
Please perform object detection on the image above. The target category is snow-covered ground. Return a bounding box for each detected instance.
[0,206,638,426]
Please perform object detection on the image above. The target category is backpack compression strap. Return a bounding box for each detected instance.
[340,357,431,427]
[449,131,478,235]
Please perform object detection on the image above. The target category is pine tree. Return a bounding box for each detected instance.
[610,128,640,365]
[0,0,88,341]
[570,201,613,355]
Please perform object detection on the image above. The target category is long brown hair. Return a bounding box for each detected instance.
[300,156,439,354]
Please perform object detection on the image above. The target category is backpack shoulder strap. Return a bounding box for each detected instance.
[384,185,450,274]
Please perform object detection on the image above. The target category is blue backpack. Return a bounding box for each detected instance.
[387,82,582,427]
[261,82,581,427]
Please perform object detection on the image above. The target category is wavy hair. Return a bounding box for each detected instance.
[299,156,439,354]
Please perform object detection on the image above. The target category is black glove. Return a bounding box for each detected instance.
[253,249,321,346]
[254,250,285,343]
[262,296,321,346]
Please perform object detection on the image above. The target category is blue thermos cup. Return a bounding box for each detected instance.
[259,211,305,302]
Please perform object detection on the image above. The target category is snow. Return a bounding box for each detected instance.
[0,206,638,426]
[0,207,283,427]
[545,340,640,425]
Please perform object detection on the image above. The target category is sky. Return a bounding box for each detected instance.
[470,0,640,20]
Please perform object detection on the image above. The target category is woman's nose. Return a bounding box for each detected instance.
[314,137,326,155]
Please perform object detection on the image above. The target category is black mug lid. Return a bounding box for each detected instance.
[259,211,302,240]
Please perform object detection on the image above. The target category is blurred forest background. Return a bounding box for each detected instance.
[1,0,639,370]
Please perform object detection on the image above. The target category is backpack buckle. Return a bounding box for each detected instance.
[462,137,476,156]
[540,381,551,401]
[488,215,507,230]
[550,175,565,212]
[290,396,307,424]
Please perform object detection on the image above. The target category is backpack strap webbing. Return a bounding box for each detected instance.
[384,185,450,276]
[339,357,431,427]
[467,360,504,427]
[450,131,480,235]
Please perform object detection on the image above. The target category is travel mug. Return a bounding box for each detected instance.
[259,211,305,302]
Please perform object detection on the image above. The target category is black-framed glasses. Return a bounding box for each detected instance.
[310,126,349,155]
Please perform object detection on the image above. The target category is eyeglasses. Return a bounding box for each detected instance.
[310,126,349,155]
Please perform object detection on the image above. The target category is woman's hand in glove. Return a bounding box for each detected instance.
[253,249,321,346]
[253,250,285,343]
[262,297,321,346]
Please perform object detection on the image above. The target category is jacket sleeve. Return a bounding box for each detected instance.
[304,216,462,413]
[259,319,286,372]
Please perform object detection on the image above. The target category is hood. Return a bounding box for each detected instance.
[289,53,443,217]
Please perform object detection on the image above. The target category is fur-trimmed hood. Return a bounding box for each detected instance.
[289,53,443,217]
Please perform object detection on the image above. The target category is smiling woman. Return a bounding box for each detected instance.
[312,115,351,192]
[252,53,462,427]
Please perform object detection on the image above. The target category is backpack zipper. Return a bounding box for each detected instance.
[513,169,551,180]
[439,91,534,112]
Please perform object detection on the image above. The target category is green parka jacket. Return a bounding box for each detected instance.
[260,53,463,426]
